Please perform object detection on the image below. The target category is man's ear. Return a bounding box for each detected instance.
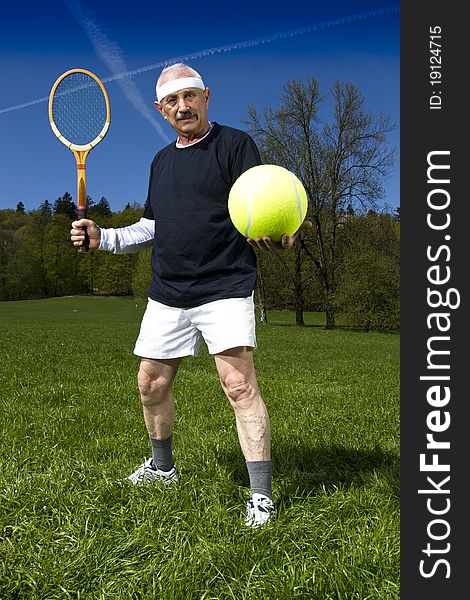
[155,101,167,119]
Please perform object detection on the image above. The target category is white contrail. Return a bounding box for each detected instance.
[0,5,399,116]
[62,0,171,143]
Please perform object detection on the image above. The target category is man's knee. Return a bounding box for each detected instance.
[221,371,257,407]
[137,365,171,405]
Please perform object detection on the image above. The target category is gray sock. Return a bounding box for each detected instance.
[149,434,173,472]
[246,460,273,500]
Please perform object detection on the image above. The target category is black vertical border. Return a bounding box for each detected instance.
[401,1,467,598]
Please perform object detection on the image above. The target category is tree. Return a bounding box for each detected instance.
[132,247,153,299]
[392,206,400,240]
[245,77,396,328]
[254,244,316,325]
[17,213,49,298]
[43,214,83,296]
[0,227,19,300]
[53,192,77,220]
[89,196,112,219]
[334,212,400,331]
[38,200,53,220]
[254,256,268,324]
[0,211,47,300]
[16,201,25,213]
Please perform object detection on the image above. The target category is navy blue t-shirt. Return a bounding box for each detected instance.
[143,122,261,308]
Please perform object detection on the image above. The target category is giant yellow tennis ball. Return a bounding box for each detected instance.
[228,164,308,242]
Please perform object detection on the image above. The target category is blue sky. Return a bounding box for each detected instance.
[0,0,399,213]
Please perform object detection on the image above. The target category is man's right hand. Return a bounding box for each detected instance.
[70,218,101,251]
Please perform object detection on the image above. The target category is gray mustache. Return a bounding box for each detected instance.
[176,111,196,120]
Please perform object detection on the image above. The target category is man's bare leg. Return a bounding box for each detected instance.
[137,357,181,440]
[125,357,181,482]
[214,346,274,526]
[214,346,271,461]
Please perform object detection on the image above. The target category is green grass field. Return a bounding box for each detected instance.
[0,297,400,599]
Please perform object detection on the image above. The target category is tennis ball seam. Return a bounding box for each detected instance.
[245,190,252,238]
[291,173,304,230]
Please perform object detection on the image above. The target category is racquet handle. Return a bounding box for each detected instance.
[77,206,89,253]
[76,153,89,253]
[77,230,89,253]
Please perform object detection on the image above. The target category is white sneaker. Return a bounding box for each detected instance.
[125,457,178,485]
[245,493,275,528]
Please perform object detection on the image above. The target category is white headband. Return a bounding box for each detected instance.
[156,76,206,102]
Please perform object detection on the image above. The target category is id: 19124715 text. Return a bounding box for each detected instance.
[429,26,442,110]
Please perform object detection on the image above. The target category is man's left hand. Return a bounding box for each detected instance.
[247,220,313,251]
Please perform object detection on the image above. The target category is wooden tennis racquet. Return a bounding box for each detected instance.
[49,68,110,252]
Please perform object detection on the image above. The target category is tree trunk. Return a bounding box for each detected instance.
[294,247,305,326]
[295,304,305,326]
[325,300,336,329]
[256,266,268,325]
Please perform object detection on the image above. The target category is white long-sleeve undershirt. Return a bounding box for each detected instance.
[99,217,155,254]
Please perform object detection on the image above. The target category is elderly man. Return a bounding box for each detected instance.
[71,63,310,527]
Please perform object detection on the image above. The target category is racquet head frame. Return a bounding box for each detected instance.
[48,68,110,251]
[48,68,110,153]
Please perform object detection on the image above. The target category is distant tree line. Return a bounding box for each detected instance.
[1,75,400,331]
[0,195,399,331]
[0,194,144,302]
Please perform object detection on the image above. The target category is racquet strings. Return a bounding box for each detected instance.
[51,72,107,145]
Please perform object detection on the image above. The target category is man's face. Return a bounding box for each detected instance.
[155,86,210,141]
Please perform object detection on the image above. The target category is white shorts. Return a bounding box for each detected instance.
[134,295,257,359]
